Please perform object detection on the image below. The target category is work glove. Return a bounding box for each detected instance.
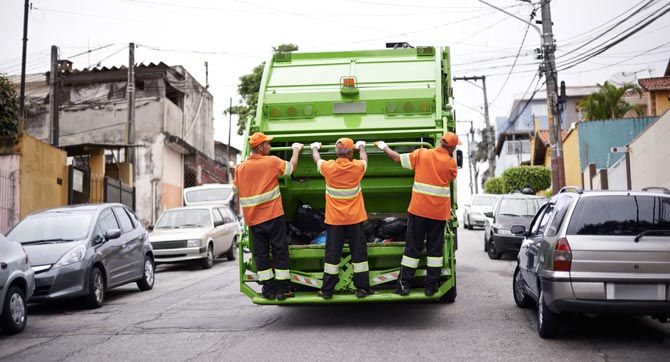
[355,141,366,149]
[310,142,321,150]
[374,141,388,151]
[291,142,304,151]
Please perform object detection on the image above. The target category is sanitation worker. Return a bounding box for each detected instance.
[233,132,303,300]
[310,138,374,299]
[375,132,460,296]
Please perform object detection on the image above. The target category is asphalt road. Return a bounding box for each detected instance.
[1,227,669,362]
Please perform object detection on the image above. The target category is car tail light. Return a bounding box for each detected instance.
[553,238,572,272]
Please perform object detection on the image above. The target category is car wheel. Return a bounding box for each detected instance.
[201,244,214,269]
[513,266,533,308]
[537,289,560,338]
[226,237,238,261]
[136,255,155,291]
[466,216,473,230]
[0,286,27,334]
[85,267,105,309]
[487,239,503,260]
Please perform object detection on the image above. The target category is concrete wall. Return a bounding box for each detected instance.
[607,156,628,190]
[630,110,670,190]
[0,155,20,234]
[161,145,183,212]
[17,134,67,219]
[562,127,582,187]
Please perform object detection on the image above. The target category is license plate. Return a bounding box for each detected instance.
[606,283,667,301]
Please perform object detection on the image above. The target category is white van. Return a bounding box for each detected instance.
[183,184,235,207]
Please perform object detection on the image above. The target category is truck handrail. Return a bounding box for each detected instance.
[271,141,434,152]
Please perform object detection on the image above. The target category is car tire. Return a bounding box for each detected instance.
[466,216,473,230]
[487,239,503,260]
[136,255,155,291]
[537,289,560,338]
[0,286,27,334]
[226,237,238,261]
[201,244,214,269]
[513,266,533,308]
[85,267,105,309]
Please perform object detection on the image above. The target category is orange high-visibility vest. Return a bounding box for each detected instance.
[233,154,292,226]
[318,158,367,225]
[399,147,458,221]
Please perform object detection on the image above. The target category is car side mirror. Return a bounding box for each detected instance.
[456,150,463,169]
[147,225,154,231]
[104,228,122,241]
[484,211,493,218]
[510,224,526,236]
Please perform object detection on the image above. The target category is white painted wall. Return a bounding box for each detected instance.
[630,110,670,190]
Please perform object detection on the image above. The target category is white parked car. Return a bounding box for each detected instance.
[462,194,497,230]
[149,205,240,269]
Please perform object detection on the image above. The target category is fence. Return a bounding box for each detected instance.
[0,169,18,235]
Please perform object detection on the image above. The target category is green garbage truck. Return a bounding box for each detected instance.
[238,45,462,304]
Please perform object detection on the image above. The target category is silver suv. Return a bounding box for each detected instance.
[511,187,670,338]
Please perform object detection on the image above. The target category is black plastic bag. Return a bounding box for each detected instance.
[291,203,326,233]
[375,217,407,240]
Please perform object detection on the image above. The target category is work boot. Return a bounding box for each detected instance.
[424,288,437,297]
[318,290,333,299]
[355,288,375,298]
[277,291,295,300]
[393,281,410,296]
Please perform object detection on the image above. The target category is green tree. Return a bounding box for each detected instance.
[500,166,551,194]
[0,74,20,137]
[577,81,643,120]
[227,44,299,135]
[484,177,504,194]
[472,125,495,188]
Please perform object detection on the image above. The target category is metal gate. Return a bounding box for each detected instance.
[68,165,135,210]
[0,169,18,235]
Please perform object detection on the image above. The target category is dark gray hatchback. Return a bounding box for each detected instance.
[6,204,155,308]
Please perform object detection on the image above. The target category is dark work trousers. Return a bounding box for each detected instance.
[250,215,290,298]
[322,222,371,293]
[397,213,446,292]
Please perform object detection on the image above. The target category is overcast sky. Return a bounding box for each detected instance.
[2,0,669,198]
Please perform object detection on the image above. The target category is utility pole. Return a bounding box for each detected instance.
[127,42,136,179]
[540,0,565,193]
[49,45,59,147]
[19,0,30,119]
[204,61,209,89]
[228,97,232,183]
[453,75,495,179]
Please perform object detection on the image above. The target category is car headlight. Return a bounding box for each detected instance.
[186,239,201,247]
[494,227,512,235]
[54,244,86,268]
[471,211,482,216]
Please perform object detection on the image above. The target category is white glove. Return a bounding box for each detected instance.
[291,142,304,151]
[310,142,321,150]
[355,141,366,149]
[374,141,387,151]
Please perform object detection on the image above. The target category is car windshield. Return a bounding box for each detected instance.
[567,195,670,235]
[497,198,544,217]
[7,210,94,244]
[473,195,497,206]
[155,209,211,229]
[184,188,232,204]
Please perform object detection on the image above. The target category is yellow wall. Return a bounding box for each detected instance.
[105,162,133,186]
[18,134,67,219]
[562,128,581,187]
[654,91,670,116]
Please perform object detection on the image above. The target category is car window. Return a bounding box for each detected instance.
[7,210,94,243]
[99,208,120,232]
[546,195,574,237]
[184,188,233,203]
[567,195,670,235]
[473,195,497,206]
[222,208,237,223]
[155,209,211,229]
[497,198,543,218]
[530,203,553,236]
[113,207,134,233]
[212,208,224,224]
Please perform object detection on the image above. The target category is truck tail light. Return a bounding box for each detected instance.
[553,238,572,272]
[342,77,356,87]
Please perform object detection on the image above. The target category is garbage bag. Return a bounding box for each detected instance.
[311,231,327,245]
[363,219,381,242]
[375,217,407,240]
[292,203,326,233]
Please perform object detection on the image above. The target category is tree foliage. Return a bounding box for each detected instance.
[227,44,299,135]
[484,177,504,194]
[0,74,20,137]
[577,81,644,120]
[501,166,551,194]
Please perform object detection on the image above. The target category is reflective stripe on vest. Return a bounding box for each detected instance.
[400,153,412,170]
[427,256,443,268]
[324,263,339,275]
[401,255,420,268]
[275,269,290,280]
[258,268,274,281]
[239,186,281,208]
[325,185,361,199]
[283,161,293,176]
[352,261,369,273]
[412,181,451,198]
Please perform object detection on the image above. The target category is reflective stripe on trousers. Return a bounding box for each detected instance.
[257,268,274,281]
[240,186,281,208]
[427,256,443,268]
[352,261,369,273]
[401,255,420,268]
[324,263,339,275]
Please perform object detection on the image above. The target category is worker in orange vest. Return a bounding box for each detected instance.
[375,132,460,296]
[310,138,374,299]
[233,132,304,300]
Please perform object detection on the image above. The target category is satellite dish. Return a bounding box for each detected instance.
[609,71,637,86]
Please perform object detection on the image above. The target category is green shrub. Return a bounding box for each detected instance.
[501,166,551,194]
[484,177,504,194]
